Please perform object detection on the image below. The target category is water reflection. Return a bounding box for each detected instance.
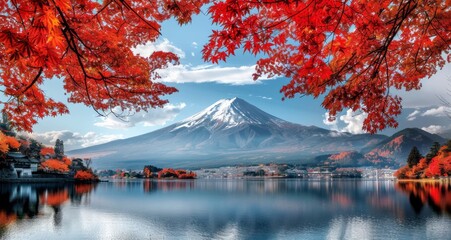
[0,183,97,231]
[396,181,451,215]
[0,180,450,239]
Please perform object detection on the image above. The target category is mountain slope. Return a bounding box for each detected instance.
[364,128,446,164]
[68,98,386,169]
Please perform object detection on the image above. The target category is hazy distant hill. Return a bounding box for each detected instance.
[363,128,446,165]
[68,98,386,169]
[439,129,451,140]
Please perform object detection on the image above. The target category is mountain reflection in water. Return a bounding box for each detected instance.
[0,179,449,240]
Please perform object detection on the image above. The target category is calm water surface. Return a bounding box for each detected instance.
[0,179,450,240]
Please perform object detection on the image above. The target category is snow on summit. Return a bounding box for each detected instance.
[174,97,285,131]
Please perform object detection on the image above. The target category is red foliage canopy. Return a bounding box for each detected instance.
[0,133,20,154]
[158,168,197,179]
[0,0,207,132]
[203,0,450,133]
[40,147,55,156]
[1,0,449,133]
[41,158,69,173]
[74,170,98,181]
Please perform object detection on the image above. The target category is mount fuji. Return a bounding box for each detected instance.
[68,98,387,169]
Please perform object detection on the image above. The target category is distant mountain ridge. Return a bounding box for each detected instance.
[363,128,446,164]
[68,98,441,169]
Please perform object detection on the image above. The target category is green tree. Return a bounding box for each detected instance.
[426,142,441,162]
[54,139,64,159]
[0,112,15,137]
[28,139,42,160]
[445,140,451,152]
[407,146,422,168]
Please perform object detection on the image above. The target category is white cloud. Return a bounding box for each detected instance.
[323,110,368,134]
[250,94,273,100]
[421,106,451,117]
[407,110,421,121]
[132,38,185,58]
[259,96,272,100]
[421,125,444,134]
[157,64,275,85]
[94,103,186,129]
[21,131,124,150]
[339,109,368,134]
[132,39,278,85]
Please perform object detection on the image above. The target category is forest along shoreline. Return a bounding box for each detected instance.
[0,118,99,183]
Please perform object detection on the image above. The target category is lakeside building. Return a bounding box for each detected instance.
[5,152,40,178]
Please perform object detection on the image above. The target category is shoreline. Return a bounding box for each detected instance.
[396,178,451,183]
[0,178,101,183]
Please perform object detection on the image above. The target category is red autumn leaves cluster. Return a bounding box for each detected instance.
[0,0,208,132]
[41,159,70,173]
[74,170,98,181]
[157,168,197,179]
[1,0,450,133]
[204,0,450,133]
[0,132,20,154]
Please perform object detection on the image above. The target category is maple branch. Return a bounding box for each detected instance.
[20,67,43,94]
[262,0,314,30]
[95,0,114,17]
[10,0,26,29]
[115,0,161,35]
[57,8,104,116]
[366,0,417,81]
[423,8,450,48]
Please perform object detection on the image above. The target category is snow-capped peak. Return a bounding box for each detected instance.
[173,97,285,131]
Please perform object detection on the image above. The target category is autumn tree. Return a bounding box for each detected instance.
[41,159,69,173]
[1,1,450,134]
[407,146,422,167]
[394,165,410,179]
[0,0,208,132]
[143,165,162,178]
[158,168,178,178]
[203,0,451,133]
[0,132,20,154]
[40,147,55,158]
[74,170,98,181]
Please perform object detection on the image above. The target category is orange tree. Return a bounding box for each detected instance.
[41,158,69,173]
[1,0,450,133]
[74,170,98,181]
[0,132,20,154]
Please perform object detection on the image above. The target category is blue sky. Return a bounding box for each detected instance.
[25,11,451,150]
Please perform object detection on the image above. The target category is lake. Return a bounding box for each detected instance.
[0,179,450,240]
